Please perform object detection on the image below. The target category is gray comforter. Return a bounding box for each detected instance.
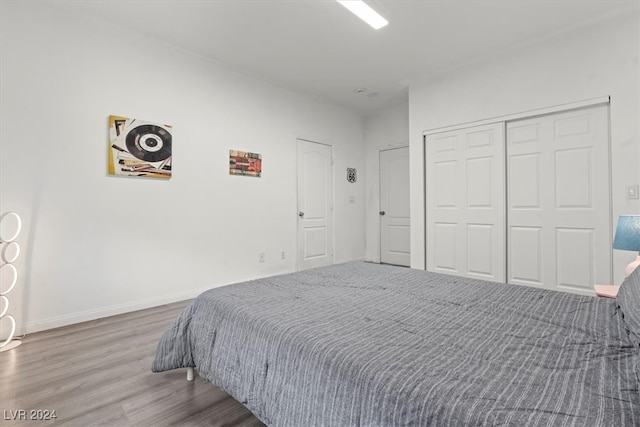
[153,262,640,426]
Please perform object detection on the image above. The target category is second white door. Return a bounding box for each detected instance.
[380,147,410,266]
[297,139,333,271]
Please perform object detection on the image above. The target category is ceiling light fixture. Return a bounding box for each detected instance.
[336,1,388,30]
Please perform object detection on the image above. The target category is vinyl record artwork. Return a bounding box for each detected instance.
[229,150,262,177]
[108,115,172,179]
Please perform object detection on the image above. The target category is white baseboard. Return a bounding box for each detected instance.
[11,262,362,337]
[19,286,211,336]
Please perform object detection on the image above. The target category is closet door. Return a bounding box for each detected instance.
[507,104,611,294]
[425,123,506,283]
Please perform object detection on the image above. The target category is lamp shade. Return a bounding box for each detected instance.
[613,215,640,251]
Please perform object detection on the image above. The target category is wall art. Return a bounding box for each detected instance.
[229,150,262,177]
[347,167,357,183]
[108,115,172,179]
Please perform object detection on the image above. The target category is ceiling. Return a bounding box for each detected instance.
[47,0,638,115]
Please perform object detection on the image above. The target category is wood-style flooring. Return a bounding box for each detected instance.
[0,301,265,426]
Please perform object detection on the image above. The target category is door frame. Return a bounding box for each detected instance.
[422,96,612,290]
[423,96,610,137]
[295,137,335,271]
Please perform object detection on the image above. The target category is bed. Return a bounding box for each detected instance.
[152,262,640,426]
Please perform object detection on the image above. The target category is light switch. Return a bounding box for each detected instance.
[627,185,639,200]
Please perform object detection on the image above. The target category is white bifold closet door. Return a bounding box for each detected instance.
[425,123,506,283]
[507,104,611,294]
[425,104,610,293]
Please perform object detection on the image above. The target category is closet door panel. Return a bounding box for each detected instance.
[467,224,494,277]
[509,153,541,209]
[507,104,610,294]
[509,226,543,285]
[556,228,594,288]
[433,222,457,272]
[426,123,506,283]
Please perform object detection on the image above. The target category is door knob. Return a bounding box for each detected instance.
[379,211,385,216]
[299,212,305,217]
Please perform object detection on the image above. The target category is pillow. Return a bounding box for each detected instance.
[616,263,640,348]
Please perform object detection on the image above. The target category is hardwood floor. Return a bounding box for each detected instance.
[0,301,265,427]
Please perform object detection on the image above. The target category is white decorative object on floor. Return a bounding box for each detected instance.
[0,211,22,352]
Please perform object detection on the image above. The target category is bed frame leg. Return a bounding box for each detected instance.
[187,367,195,381]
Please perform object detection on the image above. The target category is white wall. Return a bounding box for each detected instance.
[0,1,366,335]
[364,103,410,262]
[409,8,640,285]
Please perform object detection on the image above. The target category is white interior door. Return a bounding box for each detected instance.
[380,147,410,266]
[297,139,333,271]
[425,123,506,283]
[507,104,611,294]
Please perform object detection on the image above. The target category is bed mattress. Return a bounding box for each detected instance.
[153,262,639,426]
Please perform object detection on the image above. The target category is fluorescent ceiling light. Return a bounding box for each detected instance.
[337,1,388,30]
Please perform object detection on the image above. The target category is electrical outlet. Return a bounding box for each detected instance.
[259,253,265,263]
[281,251,286,259]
